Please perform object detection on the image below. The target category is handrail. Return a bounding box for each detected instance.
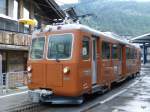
[2,71,28,75]
[0,17,31,34]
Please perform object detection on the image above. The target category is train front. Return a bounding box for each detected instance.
[27,26,83,104]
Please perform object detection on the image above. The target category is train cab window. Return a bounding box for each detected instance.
[30,37,45,59]
[102,42,110,59]
[47,34,73,59]
[82,37,89,60]
[112,44,118,59]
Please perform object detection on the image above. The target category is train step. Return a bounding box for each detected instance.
[92,85,109,94]
[116,77,126,83]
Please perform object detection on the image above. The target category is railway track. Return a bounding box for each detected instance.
[5,102,48,112]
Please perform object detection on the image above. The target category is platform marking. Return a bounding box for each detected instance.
[99,89,127,104]
[126,80,139,89]
[81,80,140,112]
[100,80,139,104]
[0,91,28,99]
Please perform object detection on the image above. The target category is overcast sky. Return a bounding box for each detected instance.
[55,0,150,5]
[55,0,78,5]
[124,0,150,1]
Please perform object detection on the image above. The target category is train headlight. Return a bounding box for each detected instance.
[63,67,70,74]
[27,65,32,72]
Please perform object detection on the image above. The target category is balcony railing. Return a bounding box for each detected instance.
[0,17,30,34]
[0,71,28,95]
[0,31,31,46]
[0,17,31,47]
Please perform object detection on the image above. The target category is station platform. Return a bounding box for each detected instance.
[85,64,150,112]
[0,91,29,112]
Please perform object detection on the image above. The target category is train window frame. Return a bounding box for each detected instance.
[102,41,110,59]
[29,37,46,60]
[82,36,90,60]
[46,33,74,61]
[112,44,118,59]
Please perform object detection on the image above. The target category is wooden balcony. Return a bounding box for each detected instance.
[0,31,31,51]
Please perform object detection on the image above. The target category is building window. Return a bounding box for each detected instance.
[112,44,118,59]
[23,7,29,19]
[23,0,29,19]
[102,42,110,59]
[82,37,89,60]
[0,0,6,14]
[23,7,29,33]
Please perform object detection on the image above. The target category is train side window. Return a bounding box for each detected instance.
[118,45,122,60]
[131,49,134,59]
[102,42,110,59]
[82,37,89,60]
[129,48,132,59]
[112,44,118,59]
[132,49,136,59]
[134,50,137,59]
[126,48,130,59]
[130,48,135,59]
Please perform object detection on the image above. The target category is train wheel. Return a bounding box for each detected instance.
[108,82,112,90]
[131,74,135,78]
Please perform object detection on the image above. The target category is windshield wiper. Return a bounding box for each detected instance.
[56,56,60,62]
[55,52,60,62]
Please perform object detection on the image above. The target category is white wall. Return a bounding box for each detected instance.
[8,0,14,19]
[0,0,6,14]
[13,0,18,20]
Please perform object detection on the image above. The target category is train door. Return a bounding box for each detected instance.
[112,44,122,81]
[118,45,122,76]
[122,46,127,76]
[92,38,97,84]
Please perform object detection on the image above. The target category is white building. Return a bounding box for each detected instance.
[0,0,65,73]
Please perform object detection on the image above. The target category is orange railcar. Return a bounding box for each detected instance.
[27,24,141,104]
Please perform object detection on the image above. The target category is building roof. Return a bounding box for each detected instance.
[130,33,150,43]
[33,0,66,21]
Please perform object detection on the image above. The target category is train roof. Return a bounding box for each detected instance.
[44,23,100,35]
[40,24,139,48]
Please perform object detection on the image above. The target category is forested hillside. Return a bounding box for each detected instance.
[62,0,150,37]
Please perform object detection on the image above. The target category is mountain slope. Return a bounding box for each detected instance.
[62,0,150,37]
